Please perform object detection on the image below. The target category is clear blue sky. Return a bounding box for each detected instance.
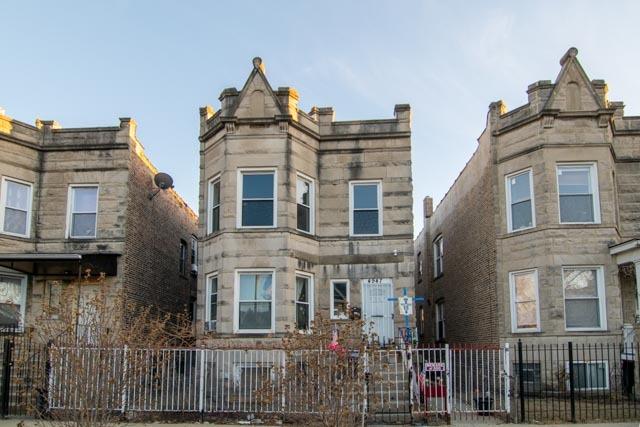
[2,1,639,235]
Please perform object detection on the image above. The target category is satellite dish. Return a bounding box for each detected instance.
[154,172,174,190]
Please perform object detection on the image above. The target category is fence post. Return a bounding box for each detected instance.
[504,343,511,419]
[1,338,14,417]
[517,339,524,423]
[568,341,576,423]
[121,345,128,414]
[198,349,205,418]
[445,344,452,418]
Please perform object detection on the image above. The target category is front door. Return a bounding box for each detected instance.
[362,279,394,345]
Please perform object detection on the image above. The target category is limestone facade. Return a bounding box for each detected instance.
[197,58,414,344]
[416,48,640,346]
[0,112,197,330]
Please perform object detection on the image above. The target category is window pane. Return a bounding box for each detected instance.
[588,364,607,389]
[353,210,379,235]
[0,276,22,326]
[3,208,27,235]
[71,213,96,237]
[239,275,257,300]
[353,184,378,209]
[296,276,308,302]
[73,187,98,212]
[558,168,591,195]
[210,277,218,293]
[296,303,309,330]
[212,181,220,205]
[333,282,347,316]
[210,293,217,321]
[297,204,310,231]
[256,274,272,301]
[564,269,598,298]
[565,299,600,328]
[510,173,530,203]
[560,195,594,222]
[574,364,588,389]
[511,200,533,230]
[6,181,29,210]
[515,273,536,302]
[242,200,274,226]
[242,174,274,199]
[239,301,271,329]
[516,301,537,329]
[211,206,220,232]
[297,179,310,206]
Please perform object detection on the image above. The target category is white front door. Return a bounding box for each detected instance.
[362,279,394,345]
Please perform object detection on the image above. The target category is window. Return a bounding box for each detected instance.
[190,236,197,266]
[206,273,218,331]
[509,269,540,332]
[349,181,382,236]
[238,170,277,228]
[506,169,535,232]
[514,363,542,395]
[330,280,350,319]
[208,176,221,234]
[67,185,98,238]
[235,270,274,333]
[0,273,27,328]
[435,300,445,341]
[296,174,314,234]
[566,361,609,391]
[0,178,33,237]
[433,236,443,278]
[557,164,600,224]
[563,266,606,330]
[179,240,187,275]
[417,252,423,279]
[295,273,313,331]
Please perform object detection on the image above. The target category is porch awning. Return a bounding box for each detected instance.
[0,253,120,276]
[610,239,640,265]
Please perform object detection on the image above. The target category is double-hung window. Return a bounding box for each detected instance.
[179,240,187,275]
[67,185,98,238]
[295,273,313,330]
[296,174,314,234]
[208,176,221,234]
[433,236,444,278]
[509,269,540,332]
[557,164,600,224]
[330,280,350,319]
[563,266,606,331]
[435,300,445,341]
[235,270,275,333]
[0,177,32,237]
[506,169,535,232]
[349,181,382,236]
[0,273,27,328]
[206,273,218,331]
[190,236,197,268]
[238,170,277,228]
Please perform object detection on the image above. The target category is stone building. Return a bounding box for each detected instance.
[197,58,414,345]
[415,48,640,346]
[0,110,197,331]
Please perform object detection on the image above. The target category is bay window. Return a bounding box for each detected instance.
[563,266,606,330]
[235,270,275,333]
[238,170,277,228]
[557,164,600,224]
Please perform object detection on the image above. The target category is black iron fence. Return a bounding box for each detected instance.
[513,340,640,423]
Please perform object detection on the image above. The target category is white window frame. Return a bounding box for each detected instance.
[0,177,33,238]
[435,300,445,341]
[433,235,444,278]
[295,172,315,235]
[205,272,218,330]
[505,168,536,232]
[190,236,197,266]
[207,174,221,234]
[236,168,278,229]
[0,271,28,328]
[349,180,383,237]
[330,279,350,320]
[295,271,314,331]
[562,265,607,331]
[564,360,610,391]
[233,268,276,334]
[556,163,601,224]
[509,269,541,333]
[66,184,99,239]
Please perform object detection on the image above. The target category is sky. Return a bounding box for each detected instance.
[2,1,639,236]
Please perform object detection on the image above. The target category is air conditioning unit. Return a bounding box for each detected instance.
[204,320,216,332]
[190,263,198,276]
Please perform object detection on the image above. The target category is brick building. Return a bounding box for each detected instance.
[415,47,640,346]
[197,58,414,345]
[0,111,197,331]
